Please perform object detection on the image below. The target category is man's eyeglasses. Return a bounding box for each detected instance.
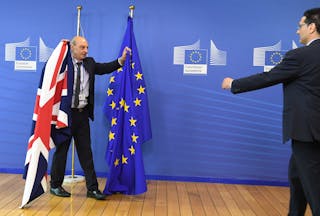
[297,23,307,30]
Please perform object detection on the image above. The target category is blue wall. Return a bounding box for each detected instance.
[0,0,318,185]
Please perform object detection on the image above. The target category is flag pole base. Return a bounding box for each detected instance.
[63,175,85,184]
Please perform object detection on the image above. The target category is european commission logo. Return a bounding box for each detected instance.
[265,51,286,66]
[5,37,54,71]
[173,39,227,75]
[14,46,37,71]
[253,40,297,71]
[185,50,207,64]
[184,49,207,75]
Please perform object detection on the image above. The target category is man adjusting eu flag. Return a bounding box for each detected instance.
[103,16,152,195]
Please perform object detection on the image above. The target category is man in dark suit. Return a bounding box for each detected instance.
[222,8,320,215]
[50,36,130,200]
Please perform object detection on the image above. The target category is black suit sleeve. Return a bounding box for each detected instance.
[84,57,121,75]
[231,49,301,94]
[94,60,121,75]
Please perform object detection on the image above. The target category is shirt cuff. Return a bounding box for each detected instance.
[118,58,123,66]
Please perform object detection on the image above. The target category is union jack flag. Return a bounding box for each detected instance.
[21,41,73,208]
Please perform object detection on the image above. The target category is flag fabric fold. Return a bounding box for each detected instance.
[103,16,152,195]
[21,41,73,208]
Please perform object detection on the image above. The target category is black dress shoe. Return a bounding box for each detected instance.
[50,186,71,197]
[87,190,107,200]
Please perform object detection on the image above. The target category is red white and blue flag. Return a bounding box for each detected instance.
[21,41,74,208]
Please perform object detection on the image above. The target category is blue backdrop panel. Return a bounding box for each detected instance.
[0,0,318,185]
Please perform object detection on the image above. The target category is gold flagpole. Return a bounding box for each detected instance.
[129,5,135,18]
[64,5,85,184]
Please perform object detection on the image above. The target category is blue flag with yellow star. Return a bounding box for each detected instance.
[103,16,152,195]
[265,51,286,66]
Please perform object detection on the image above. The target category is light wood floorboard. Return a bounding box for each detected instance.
[0,173,313,216]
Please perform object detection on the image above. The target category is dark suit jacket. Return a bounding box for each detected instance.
[231,39,320,143]
[82,57,121,121]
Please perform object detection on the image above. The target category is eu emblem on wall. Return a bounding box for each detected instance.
[15,46,37,71]
[265,51,286,66]
[183,49,208,75]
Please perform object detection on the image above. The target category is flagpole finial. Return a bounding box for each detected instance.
[76,5,83,36]
[129,5,135,18]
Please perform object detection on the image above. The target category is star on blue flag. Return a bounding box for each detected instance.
[103,16,152,195]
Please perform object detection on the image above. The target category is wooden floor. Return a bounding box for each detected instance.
[0,173,312,216]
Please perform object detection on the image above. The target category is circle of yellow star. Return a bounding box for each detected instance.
[111,117,117,126]
[129,117,137,126]
[134,98,141,106]
[122,154,128,164]
[137,85,145,94]
[119,98,125,107]
[109,76,115,83]
[129,145,135,155]
[109,101,116,109]
[109,131,115,141]
[107,88,114,96]
[131,133,139,143]
[114,158,120,167]
[135,72,143,80]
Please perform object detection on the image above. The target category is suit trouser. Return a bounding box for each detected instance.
[50,107,99,191]
[288,140,320,216]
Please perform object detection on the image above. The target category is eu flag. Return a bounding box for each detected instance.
[15,46,37,61]
[265,51,286,66]
[185,49,207,64]
[103,16,152,195]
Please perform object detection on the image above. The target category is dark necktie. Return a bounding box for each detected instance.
[74,62,82,107]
